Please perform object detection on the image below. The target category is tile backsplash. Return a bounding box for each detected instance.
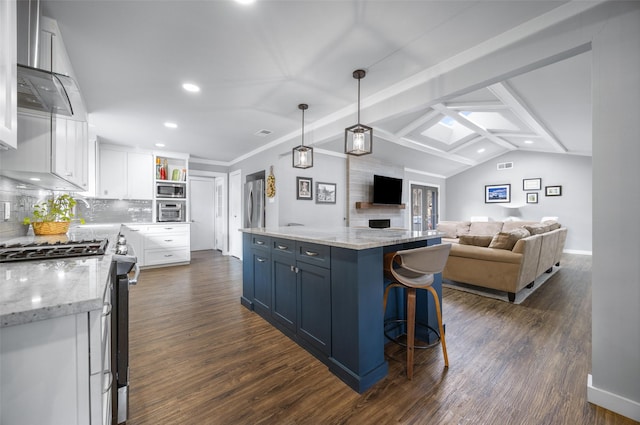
[0,176,152,239]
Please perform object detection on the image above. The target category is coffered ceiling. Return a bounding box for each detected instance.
[41,0,593,177]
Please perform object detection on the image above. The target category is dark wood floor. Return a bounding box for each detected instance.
[128,251,637,425]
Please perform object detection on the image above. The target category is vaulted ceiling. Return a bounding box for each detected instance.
[41,0,592,177]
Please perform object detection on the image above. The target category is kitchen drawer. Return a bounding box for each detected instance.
[145,232,190,250]
[251,235,271,251]
[145,247,190,266]
[296,241,330,268]
[144,224,190,234]
[272,238,295,256]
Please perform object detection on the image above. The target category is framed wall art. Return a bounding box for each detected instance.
[316,182,336,204]
[485,184,511,203]
[523,178,541,191]
[296,177,313,200]
[545,185,562,196]
[526,192,538,204]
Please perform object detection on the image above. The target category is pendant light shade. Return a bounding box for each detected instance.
[345,69,372,156]
[293,104,313,169]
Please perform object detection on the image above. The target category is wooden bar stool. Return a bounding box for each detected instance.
[383,243,452,379]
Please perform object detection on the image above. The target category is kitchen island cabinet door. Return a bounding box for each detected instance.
[297,261,331,356]
[271,251,297,332]
[252,249,272,317]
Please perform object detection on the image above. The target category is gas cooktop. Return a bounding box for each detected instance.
[0,239,109,263]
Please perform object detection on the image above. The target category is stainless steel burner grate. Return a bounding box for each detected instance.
[0,239,109,263]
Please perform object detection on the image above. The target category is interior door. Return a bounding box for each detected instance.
[214,177,224,251]
[411,183,439,231]
[229,170,242,259]
[189,177,215,251]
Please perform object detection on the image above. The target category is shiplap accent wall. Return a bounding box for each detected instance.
[347,156,406,228]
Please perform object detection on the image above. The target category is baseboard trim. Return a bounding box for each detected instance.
[564,249,592,255]
[587,374,640,421]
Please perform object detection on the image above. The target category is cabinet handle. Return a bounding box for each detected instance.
[257,257,267,263]
[164,227,174,230]
[304,250,319,257]
[164,239,173,242]
[255,240,265,245]
[130,229,140,232]
[164,254,173,257]
[103,371,113,394]
[277,245,288,250]
[102,301,112,317]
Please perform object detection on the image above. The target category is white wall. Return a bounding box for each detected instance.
[446,151,592,253]
[589,3,640,421]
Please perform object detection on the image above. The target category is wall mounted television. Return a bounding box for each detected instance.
[373,174,403,205]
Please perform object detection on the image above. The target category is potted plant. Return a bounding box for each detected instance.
[23,194,85,235]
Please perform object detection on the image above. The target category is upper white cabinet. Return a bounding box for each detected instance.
[98,144,153,200]
[0,0,18,150]
[0,112,87,191]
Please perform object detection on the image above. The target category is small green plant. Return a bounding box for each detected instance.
[23,194,85,225]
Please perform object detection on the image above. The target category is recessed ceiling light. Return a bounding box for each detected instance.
[164,122,178,129]
[524,140,534,144]
[477,148,486,153]
[29,177,41,181]
[155,143,165,147]
[182,83,200,93]
[234,0,255,4]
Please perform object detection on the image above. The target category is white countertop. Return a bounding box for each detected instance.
[0,224,122,328]
[240,226,444,250]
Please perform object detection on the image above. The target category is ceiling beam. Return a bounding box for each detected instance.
[431,103,518,151]
[488,82,567,153]
[448,135,485,155]
[444,101,507,111]
[395,109,441,138]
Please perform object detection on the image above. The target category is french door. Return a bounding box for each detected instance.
[410,184,439,231]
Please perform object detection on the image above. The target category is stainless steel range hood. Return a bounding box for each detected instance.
[16,0,79,117]
[17,64,76,116]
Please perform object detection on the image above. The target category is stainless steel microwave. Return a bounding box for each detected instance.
[156,183,186,198]
[157,201,185,222]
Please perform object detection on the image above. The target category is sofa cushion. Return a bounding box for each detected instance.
[524,223,549,235]
[542,220,561,231]
[459,235,493,247]
[501,221,538,233]
[489,228,531,250]
[469,221,504,236]
[437,221,471,238]
[437,222,457,238]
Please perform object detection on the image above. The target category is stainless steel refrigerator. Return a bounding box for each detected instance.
[244,179,265,228]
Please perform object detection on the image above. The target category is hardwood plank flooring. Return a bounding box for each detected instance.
[128,252,637,425]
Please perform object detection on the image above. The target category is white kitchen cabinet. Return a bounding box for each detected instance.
[98,145,153,200]
[0,0,18,150]
[0,309,106,425]
[143,223,191,267]
[55,117,89,190]
[121,224,146,266]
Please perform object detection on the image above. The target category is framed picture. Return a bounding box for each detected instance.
[485,184,511,203]
[526,192,538,204]
[296,177,313,200]
[316,182,336,204]
[545,185,562,196]
[523,178,541,191]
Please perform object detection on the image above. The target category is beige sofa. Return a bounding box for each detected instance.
[437,220,568,302]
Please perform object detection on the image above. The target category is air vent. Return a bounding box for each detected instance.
[254,129,272,137]
[497,161,514,170]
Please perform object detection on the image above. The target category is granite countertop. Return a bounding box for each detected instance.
[240,226,444,250]
[0,224,122,328]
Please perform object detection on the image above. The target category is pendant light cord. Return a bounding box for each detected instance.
[357,77,361,125]
[301,107,305,147]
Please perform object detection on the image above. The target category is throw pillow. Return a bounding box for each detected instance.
[469,221,504,236]
[459,235,493,247]
[489,228,531,250]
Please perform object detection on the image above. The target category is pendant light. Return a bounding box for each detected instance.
[292,103,313,169]
[345,69,372,156]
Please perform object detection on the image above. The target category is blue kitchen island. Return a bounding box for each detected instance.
[240,227,443,393]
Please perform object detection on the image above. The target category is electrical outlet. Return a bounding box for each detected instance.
[3,202,10,220]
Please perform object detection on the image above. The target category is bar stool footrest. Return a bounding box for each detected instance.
[384,319,441,349]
